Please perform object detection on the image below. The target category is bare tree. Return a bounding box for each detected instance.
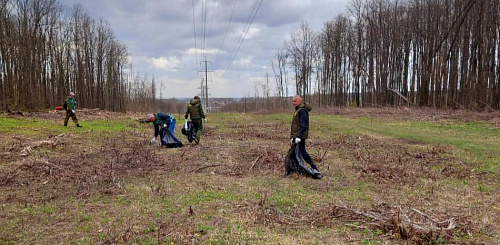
[271,48,288,107]
[285,21,317,100]
[0,0,165,112]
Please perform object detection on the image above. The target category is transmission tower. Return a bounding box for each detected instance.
[198,78,205,100]
[198,56,214,111]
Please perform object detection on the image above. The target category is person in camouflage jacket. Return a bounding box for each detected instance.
[63,92,82,127]
[184,96,206,144]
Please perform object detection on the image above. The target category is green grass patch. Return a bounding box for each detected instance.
[0,114,144,136]
[82,119,137,132]
[314,115,500,172]
[0,117,59,135]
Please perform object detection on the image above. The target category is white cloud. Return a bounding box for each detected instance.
[228,26,261,39]
[186,48,220,55]
[59,0,350,98]
[245,27,261,39]
[150,57,180,71]
[227,25,261,40]
[234,56,254,68]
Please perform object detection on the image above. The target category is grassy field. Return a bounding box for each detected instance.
[1,109,499,244]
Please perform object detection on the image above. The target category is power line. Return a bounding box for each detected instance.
[209,0,216,41]
[213,0,236,67]
[221,0,263,77]
[202,0,208,58]
[192,0,198,71]
[224,0,260,72]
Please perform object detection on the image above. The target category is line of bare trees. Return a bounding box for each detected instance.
[269,0,500,110]
[4,0,499,113]
[0,0,156,111]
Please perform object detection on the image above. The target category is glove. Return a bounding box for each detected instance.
[163,124,167,128]
[71,110,75,114]
[292,138,301,144]
[204,118,207,123]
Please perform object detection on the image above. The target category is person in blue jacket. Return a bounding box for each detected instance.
[146,112,176,144]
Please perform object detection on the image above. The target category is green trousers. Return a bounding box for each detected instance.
[64,111,79,126]
[191,119,203,140]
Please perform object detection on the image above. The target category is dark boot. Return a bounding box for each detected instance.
[76,124,82,127]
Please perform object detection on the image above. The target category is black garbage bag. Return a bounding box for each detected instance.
[285,144,323,179]
[160,127,183,148]
[181,120,196,143]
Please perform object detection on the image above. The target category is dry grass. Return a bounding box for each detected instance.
[0,108,499,244]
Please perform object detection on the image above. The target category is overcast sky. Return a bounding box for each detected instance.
[59,0,350,99]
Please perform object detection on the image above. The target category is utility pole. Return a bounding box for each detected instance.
[198,78,205,101]
[198,56,214,111]
[159,80,166,110]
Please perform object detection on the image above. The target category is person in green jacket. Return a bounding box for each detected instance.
[184,96,206,144]
[146,112,176,144]
[63,92,82,127]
